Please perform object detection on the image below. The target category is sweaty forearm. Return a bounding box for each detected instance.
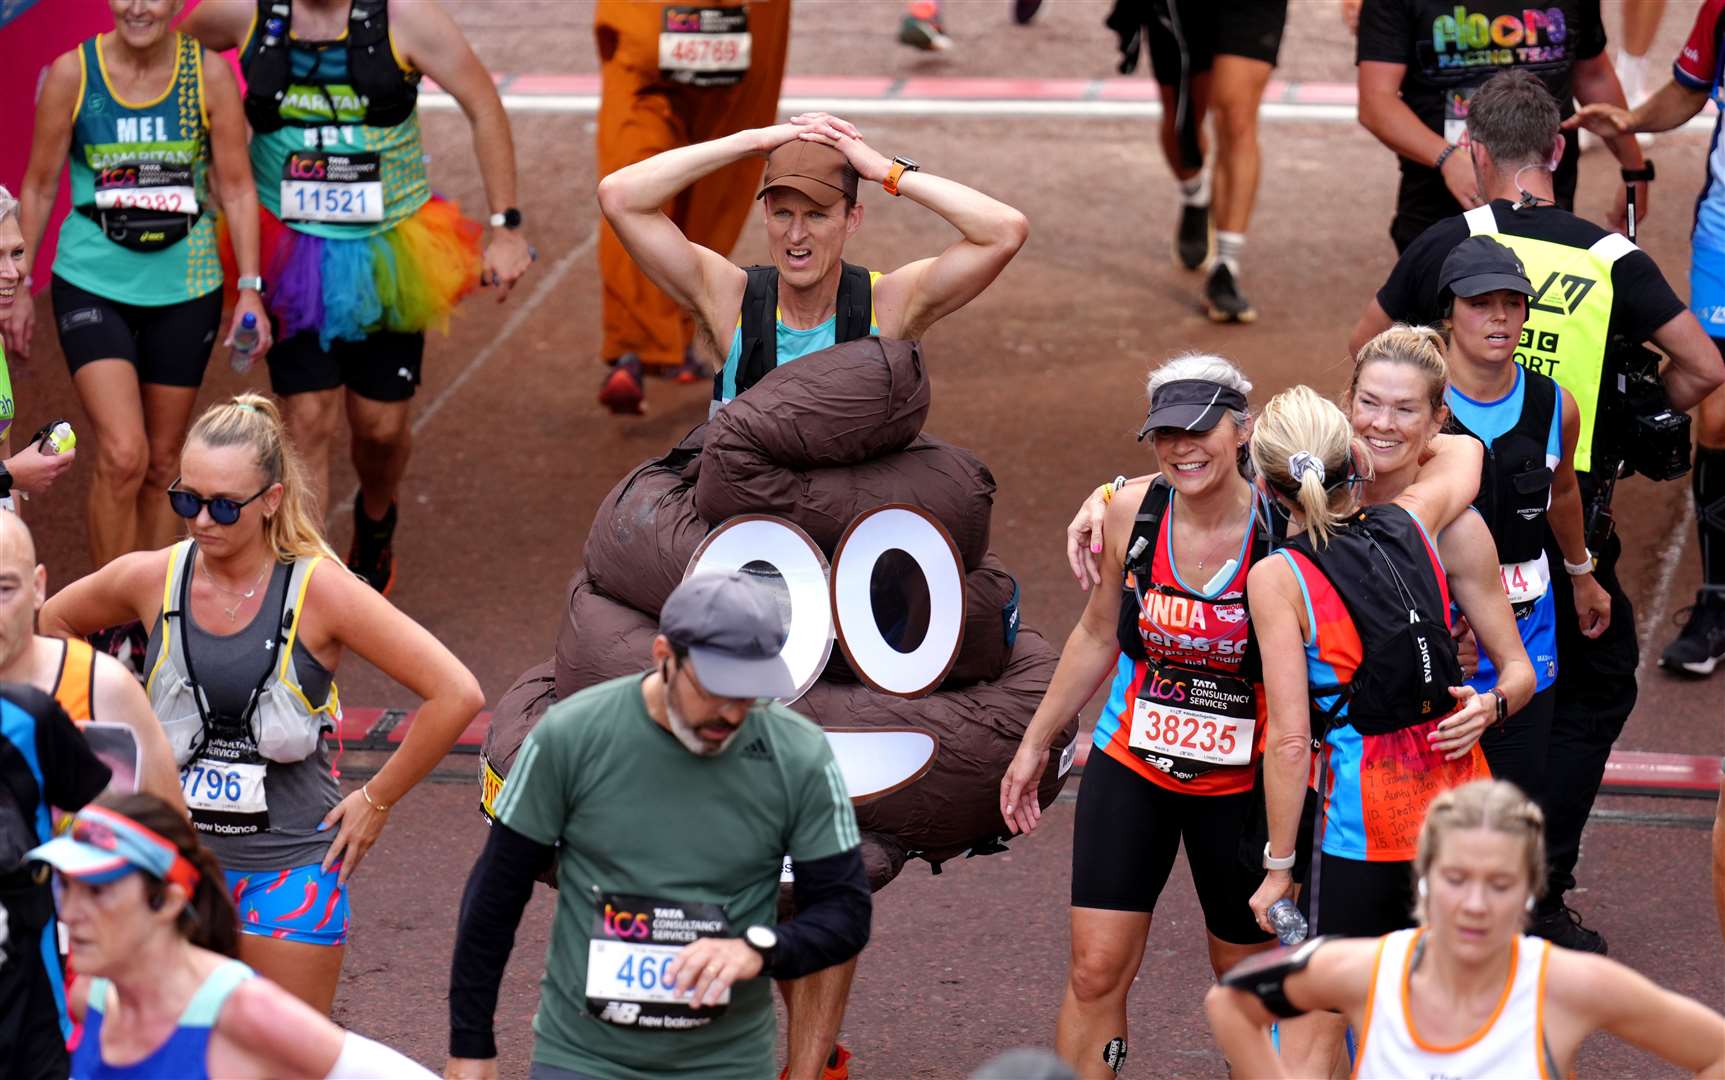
[1359,91,1449,165]
[600,129,763,216]
[776,848,872,980]
[893,170,1026,249]
[221,185,263,279]
[1654,315,1725,410]
[1547,470,1590,567]
[448,823,554,1058]
[1027,618,1121,752]
[466,95,520,215]
[1630,81,1711,134]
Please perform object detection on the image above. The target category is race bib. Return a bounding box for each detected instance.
[1128,666,1256,770]
[1498,553,1552,606]
[586,893,733,1029]
[180,747,269,836]
[280,151,383,224]
[94,161,200,216]
[660,7,751,87]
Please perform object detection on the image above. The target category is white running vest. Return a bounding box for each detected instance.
[1354,928,1552,1080]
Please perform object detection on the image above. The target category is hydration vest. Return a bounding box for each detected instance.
[144,542,340,767]
[728,262,874,401]
[1462,204,1633,475]
[1285,506,1462,737]
[1448,372,1558,568]
[243,0,419,134]
[1115,476,1283,679]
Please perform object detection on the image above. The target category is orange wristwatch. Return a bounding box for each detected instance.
[883,155,921,196]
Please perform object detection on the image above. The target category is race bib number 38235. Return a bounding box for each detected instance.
[586,892,733,1029]
[1127,668,1256,770]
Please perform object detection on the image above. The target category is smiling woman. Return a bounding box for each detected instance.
[37,393,483,1015]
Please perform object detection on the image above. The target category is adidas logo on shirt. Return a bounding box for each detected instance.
[740,737,774,762]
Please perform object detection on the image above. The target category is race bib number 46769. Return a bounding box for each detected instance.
[660,7,751,87]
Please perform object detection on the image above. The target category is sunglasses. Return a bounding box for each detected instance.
[166,481,271,525]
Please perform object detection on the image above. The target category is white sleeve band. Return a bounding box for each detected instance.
[326,1032,438,1079]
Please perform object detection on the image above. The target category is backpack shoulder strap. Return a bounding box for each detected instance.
[1124,475,1174,577]
[346,0,418,128]
[835,262,872,343]
[147,542,196,691]
[241,0,293,134]
[729,265,780,401]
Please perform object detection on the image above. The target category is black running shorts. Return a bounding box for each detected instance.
[1071,750,1273,946]
[1299,852,1418,938]
[1146,0,1289,85]
[268,327,424,402]
[51,276,222,388]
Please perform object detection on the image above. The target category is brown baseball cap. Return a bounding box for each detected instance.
[756,141,859,207]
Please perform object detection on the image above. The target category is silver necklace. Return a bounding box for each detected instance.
[202,555,271,622]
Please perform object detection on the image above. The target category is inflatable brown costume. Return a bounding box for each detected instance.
[481,338,1075,890]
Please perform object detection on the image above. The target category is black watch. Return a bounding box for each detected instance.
[743,925,778,973]
[1621,161,1656,183]
[488,207,524,230]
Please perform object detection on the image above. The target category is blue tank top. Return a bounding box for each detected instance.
[714,271,883,408]
[72,960,254,1079]
[1445,368,1564,693]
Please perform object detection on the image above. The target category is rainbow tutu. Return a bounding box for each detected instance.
[223,197,482,350]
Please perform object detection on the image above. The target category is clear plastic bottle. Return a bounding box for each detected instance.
[230,312,261,374]
[1268,898,1308,945]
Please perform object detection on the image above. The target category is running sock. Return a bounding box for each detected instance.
[355,493,397,537]
[1695,445,1725,590]
[1178,171,1211,207]
[1216,231,1246,273]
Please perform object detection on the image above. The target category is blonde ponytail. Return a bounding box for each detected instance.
[185,393,339,563]
[1250,385,1369,548]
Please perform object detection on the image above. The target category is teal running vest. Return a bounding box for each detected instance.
[54,33,222,306]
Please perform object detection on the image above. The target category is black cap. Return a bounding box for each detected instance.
[1438,235,1534,300]
[1137,379,1249,440]
[660,572,797,699]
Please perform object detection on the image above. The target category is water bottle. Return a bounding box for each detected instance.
[230,312,260,374]
[41,422,76,455]
[1268,898,1308,945]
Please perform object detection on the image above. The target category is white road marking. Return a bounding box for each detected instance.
[419,91,1720,129]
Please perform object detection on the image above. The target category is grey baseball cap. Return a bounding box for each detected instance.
[1439,235,1535,300]
[661,571,797,699]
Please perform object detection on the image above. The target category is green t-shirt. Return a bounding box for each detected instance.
[493,674,860,1080]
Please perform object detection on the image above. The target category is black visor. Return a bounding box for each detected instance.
[1138,379,1249,440]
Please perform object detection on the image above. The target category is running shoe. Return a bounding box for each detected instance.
[599,354,646,415]
[1203,263,1257,324]
[1528,903,1607,955]
[668,349,712,385]
[779,1044,852,1080]
[1013,0,1043,23]
[898,5,951,51]
[1175,202,1212,271]
[1659,590,1725,676]
[90,621,149,681]
[347,493,397,596]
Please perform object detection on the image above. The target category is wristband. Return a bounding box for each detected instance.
[1621,161,1656,183]
[1262,843,1297,871]
[235,275,265,294]
[1487,687,1508,728]
[1433,143,1459,171]
[1563,551,1595,575]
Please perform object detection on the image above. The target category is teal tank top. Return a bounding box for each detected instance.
[714,272,882,409]
[240,20,430,239]
[54,33,222,306]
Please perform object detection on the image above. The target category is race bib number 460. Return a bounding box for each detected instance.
[586,892,733,1029]
[280,151,383,224]
[660,7,751,87]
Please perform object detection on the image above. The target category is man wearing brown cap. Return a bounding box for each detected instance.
[597,112,1029,415]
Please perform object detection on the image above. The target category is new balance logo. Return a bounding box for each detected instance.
[598,1001,641,1025]
[740,737,774,762]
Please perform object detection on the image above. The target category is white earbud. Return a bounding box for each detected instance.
[1416,877,1428,898]
[1525,897,1536,913]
